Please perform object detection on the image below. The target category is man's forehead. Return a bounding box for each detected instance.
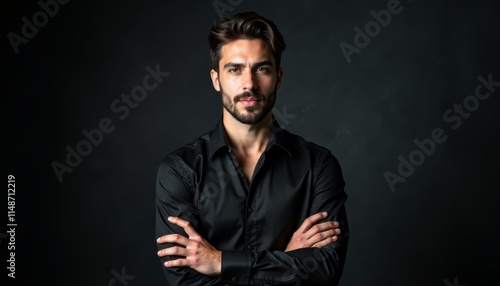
[219,39,275,64]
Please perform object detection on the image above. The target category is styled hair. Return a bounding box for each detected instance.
[208,11,286,72]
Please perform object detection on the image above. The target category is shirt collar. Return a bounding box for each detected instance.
[208,116,293,159]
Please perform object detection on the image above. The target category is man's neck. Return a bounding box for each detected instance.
[222,110,272,156]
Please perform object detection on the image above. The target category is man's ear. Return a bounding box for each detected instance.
[276,67,284,90]
[210,69,220,92]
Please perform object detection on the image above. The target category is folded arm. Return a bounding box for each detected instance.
[155,150,348,285]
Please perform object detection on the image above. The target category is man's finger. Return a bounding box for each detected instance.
[157,233,191,246]
[309,228,338,244]
[311,235,339,248]
[168,216,199,238]
[309,226,341,247]
[164,258,190,268]
[158,245,189,258]
[297,212,328,233]
[303,221,339,239]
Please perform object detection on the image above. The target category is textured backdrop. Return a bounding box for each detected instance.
[3,0,500,285]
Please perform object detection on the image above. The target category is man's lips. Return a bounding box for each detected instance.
[239,98,261,107]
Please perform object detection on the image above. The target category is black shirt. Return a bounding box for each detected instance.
[155,117,349,285]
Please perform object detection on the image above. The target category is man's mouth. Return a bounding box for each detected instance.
[239,97,261,107]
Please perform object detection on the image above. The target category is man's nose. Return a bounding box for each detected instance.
[241,70,256,91]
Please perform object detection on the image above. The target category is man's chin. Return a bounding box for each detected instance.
[232,111,265,125]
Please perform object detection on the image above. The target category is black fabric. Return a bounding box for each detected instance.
[155,117,349,285]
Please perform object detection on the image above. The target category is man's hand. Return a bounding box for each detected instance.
[157,216,222,276]
[285,212,341,252]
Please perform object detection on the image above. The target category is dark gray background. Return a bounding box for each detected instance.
[3,0,500,285]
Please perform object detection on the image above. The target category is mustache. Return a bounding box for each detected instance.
[233,91,264,103]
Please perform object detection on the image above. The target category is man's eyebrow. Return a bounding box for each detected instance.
[253,60,274,67]
[223,60,274,70]
[223,62,245,70]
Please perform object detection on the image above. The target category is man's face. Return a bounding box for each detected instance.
[210,39,283,124]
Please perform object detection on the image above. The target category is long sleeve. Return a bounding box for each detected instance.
[156,133,349,285]
[219,149,349,285]
[155,154,223,285]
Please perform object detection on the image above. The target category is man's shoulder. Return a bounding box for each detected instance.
[162,129,213,163]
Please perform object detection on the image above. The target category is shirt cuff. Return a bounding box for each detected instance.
[220,250,251,284]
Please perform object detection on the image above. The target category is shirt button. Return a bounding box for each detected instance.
[247,207,253,213]
[231,276,239,283]
[247,245,253,250]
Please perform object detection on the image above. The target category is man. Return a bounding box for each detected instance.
[155,11,349,285]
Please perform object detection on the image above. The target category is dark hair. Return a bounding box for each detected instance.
[208,11,286,72]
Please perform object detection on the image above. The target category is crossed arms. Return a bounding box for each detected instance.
[157,212,340,275]
[155,152,349,285]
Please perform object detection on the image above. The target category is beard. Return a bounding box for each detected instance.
[220,85,276,124]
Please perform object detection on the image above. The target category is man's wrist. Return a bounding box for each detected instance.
[214,250,222,275]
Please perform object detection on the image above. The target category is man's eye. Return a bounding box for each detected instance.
[228,68,240,73]
[257,67,270,73]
